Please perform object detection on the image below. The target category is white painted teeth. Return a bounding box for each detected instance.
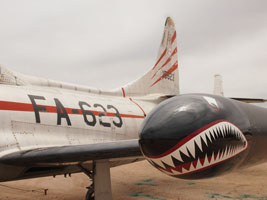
[179,144,190,157]
[194,135,202,152]
[147,121,248,176]
[172,150,183,162]
[202,135,208,146]
[206,132,212,142]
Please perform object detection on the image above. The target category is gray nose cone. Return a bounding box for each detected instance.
[139,94,226,157]
[139,94,251,179]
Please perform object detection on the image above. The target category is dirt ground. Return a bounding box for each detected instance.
[0,161,267,200]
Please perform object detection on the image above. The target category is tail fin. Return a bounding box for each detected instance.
[213,74,224,96]
[119,17,179,97]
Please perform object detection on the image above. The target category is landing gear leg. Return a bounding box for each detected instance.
[85,184,95,200]
[79,163,95,200]
[79,160,112,200]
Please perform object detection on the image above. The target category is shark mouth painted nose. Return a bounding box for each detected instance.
[145,121,248,176]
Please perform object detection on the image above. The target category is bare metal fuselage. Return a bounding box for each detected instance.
[0,17,179,186]
[0,84,156,181]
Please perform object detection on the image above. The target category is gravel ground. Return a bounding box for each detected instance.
[1,161,267,200]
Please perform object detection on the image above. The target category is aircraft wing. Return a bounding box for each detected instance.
[231,97,267,103]
[0,139,142,165]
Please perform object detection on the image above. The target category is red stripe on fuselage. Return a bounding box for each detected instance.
[129,98,146,117]
[0,100,144,119]
[0,101,34,112]
[121,87,126,98]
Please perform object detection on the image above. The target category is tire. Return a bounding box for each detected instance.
[85,186,94,200]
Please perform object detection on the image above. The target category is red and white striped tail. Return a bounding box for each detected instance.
[119,17,179,97]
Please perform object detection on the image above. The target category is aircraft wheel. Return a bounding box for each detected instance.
[85,185,94,200]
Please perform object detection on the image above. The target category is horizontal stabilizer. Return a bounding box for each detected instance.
[231,98,267,103]
[213,75,267,104]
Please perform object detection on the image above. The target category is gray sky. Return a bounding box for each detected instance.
[0,0,267,98]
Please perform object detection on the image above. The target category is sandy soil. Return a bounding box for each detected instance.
[1,161,267,200]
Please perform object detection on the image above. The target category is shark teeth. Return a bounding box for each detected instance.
[145,121,248,176]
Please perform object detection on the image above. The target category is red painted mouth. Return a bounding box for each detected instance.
[145,121,248,176]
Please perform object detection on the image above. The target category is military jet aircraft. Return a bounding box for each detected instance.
[0,17,267,200]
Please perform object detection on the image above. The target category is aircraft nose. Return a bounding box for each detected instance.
[139,94,220,157]
[139,94,248,178]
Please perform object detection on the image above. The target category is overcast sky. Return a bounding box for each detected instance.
[0,0,266,98]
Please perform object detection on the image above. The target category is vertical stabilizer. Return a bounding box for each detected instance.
[118,17,179,97]
[213,74,224,96]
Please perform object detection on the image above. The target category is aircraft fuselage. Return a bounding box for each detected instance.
[0,84,155,181]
